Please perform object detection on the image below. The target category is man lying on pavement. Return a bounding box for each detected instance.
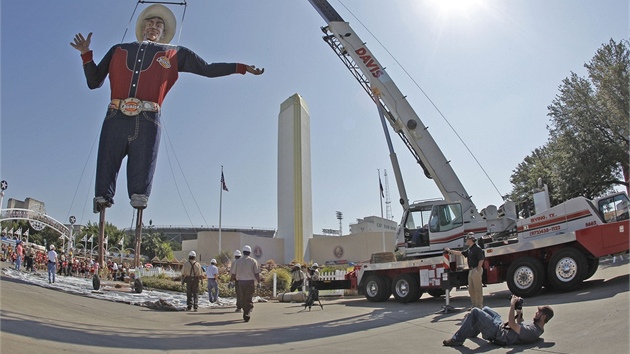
[443,296,554,347]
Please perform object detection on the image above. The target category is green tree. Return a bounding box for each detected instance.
[78,221,128,252]
[140,231,173,260]
[509,39,629,207]
[508,144,559,214]
[547,39,629,197]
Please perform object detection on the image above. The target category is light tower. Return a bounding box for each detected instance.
[336,211,343,236]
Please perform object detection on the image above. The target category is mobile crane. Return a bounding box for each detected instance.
[308,0,629,300]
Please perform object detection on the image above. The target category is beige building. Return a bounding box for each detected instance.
[6,197,46,214]
[308,231,396,265]
[349,216,397,234]
[175,216,399,265]
[175,229,284,266]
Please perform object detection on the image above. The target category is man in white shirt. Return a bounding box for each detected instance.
[47,245,58,284]
[206,258,219,303]
[230,250,242,312]
[231,245,261,322]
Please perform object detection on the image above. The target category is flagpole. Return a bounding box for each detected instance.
[218,165,223,254]
[379,169,385,252]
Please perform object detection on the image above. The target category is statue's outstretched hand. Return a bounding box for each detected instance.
[245,65,264,75]
[70,32,92,54]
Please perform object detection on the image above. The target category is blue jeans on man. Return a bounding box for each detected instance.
[95,109,161,206]
[15,256,22,271]
[208,279,219,303]
[452,307,504,343]
[48,262,56,283]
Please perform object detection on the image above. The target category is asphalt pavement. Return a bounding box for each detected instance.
[1,257,628,353]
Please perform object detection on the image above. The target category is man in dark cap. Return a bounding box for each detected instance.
[446,232,485,309]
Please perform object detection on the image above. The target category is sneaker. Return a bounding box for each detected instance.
[243,312,250,322]
[443,339,463,347]
[235,308,242,313]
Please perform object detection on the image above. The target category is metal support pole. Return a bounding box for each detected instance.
[134,208,144,269]
[68,226,74,254]
[98,209,106,268]
[273,272,277,298]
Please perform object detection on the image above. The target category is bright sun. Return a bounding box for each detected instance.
[426,0,485,18]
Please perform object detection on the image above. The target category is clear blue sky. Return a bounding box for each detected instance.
[1,0,626,233]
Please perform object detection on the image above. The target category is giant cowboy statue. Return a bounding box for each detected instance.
[71,4,264,267]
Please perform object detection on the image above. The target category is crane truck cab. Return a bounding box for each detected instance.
[398,200,487,256]
[596,192,629,223]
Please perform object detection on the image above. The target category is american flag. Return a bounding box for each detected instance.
[221,171,229,192]
[379,175,385,198]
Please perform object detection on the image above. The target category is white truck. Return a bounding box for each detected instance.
[308,0,629,300]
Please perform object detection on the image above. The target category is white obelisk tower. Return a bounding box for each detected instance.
[278,93,313,264]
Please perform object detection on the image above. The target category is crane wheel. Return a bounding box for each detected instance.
[506,257,545,298]
[547,248,587,291]
[392,274,420,303]
[363,274,390,302]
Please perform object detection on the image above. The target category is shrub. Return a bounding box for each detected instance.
[141,276,205,295]
[263,268,291,291]
[218,282,236,298]
[215,250,232,266]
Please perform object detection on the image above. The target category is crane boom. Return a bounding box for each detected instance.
[308,0,480,221]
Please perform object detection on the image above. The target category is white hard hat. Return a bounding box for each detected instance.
[189,251,196,257]
[242,245,252,253]
[50,245,55,250]
[312,263,319,268]
[233,250,242,257]
[210,258,217,264]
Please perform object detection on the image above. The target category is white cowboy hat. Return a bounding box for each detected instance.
[135,4,177,44]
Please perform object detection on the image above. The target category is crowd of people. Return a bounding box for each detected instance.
[2,241,135,282]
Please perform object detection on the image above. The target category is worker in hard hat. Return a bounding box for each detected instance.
[230,250,243,312]
[230,245,260,322]
[308,263,321,282]
[206,258,219,304]
[181,251,204,311]
[290,264,305,292]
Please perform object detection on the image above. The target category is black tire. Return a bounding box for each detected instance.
[92,274,101,291]
[391,274,420,303]
[506,257,545,298]
[584,257,599,280]
[134,278,143,293]
[363,274,390,302]
[547,248,587,291]
[427,288,446,298]
[412,289,425,302]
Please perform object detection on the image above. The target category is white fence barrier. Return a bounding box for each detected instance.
[318,270,347,296]
[132,268,180,278]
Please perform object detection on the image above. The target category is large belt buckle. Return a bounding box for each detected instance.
[120,98,143,116]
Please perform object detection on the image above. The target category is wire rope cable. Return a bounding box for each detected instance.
[337,0,504,199]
